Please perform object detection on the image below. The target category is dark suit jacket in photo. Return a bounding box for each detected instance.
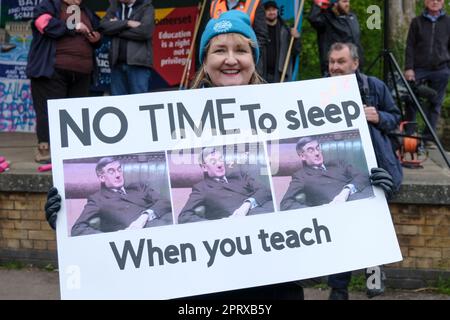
[178,170,274,224]
[280,161,371,210]
[71,183,172,236]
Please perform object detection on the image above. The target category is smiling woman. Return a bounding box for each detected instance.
[191,10,265,88]
[203,34,256,87]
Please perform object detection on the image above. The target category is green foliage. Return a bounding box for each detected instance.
[298,0,322,80]
[354,0,384,79]
[348,274,366,292]
[435,276,450,296]
[44,264,56,272]
[0,261,56,272]
[0,261,26,270]
[312,282,329,290]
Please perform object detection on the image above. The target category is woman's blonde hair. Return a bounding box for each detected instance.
[191,33,265,89]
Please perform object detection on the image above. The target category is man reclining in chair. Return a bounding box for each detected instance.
[71,157,172,236]
[178,147,274,224]
[280,137,372,210]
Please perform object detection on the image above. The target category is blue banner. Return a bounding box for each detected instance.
[0,34,34,132]
[264,0,299,23]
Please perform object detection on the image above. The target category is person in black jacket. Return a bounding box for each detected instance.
[404,0,450,147]
[26,0,101,164]
[262,1,301,82]
[308,0,363,76]
[99,0,154,95]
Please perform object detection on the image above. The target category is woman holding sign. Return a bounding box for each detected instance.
[44,9,394,300]
[187,9,304,299]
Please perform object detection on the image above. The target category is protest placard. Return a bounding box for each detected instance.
[48,74,402,299]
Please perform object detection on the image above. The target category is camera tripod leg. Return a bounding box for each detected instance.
[368,50,450,169]
[386,51,450,169]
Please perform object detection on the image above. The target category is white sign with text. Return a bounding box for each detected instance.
[48,75,402,299]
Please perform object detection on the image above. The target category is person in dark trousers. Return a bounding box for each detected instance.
[404,0,450,148]
[26,0,101,164]
[99,0,154,95]
[326,42,403,300]
[262,1,301,83]
[308,0,363,76]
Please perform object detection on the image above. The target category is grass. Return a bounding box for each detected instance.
[348,275,366,292]
[312,283,329,290]
[43,264,56,272]
[309,274,373,292]
[0,261,56,272]
[435,277,450,296]
[0,261,26,270]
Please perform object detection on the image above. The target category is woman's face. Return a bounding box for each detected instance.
[204,33,255,87]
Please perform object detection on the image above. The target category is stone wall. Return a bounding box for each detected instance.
[387,204,449,270]
[0,183,449,287]
[0,192,57,266]
[1,191,449,269]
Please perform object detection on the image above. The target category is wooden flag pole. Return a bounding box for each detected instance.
[280,0,305,83]
[179,0,207,89]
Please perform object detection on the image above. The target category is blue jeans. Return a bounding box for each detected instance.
[110,64,151,95]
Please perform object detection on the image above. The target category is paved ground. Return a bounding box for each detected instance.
[0,268,60,300]
[0,267,448,300]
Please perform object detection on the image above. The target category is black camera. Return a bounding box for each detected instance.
[409,80,437,101]
[400,80,437,104]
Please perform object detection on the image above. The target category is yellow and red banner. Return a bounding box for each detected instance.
[153,7,198,86]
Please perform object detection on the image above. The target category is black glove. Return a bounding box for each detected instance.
[369,167,394,199]
[45,187,61,230]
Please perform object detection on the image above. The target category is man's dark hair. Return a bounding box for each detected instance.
[296,137,319,156]
[264,1,279,9]
[95,157,119,176]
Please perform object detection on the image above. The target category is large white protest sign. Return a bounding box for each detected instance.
[48,74,402,299]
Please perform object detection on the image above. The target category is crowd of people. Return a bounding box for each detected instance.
[31,0,449,300]
[27,0,450,164]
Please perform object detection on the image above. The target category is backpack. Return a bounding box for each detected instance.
[359,73,403,192]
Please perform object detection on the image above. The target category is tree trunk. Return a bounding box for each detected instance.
[388,1,416,43]
[403,1,416,28]
[388,0,403,46]
[388,1,416,63]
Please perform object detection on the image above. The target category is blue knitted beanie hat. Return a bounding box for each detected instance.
[199,10,259,64]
